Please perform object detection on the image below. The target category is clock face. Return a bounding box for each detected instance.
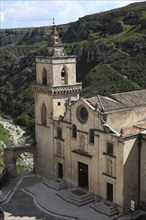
[76,105,88,123]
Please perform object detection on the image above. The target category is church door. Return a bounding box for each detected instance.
[58,163,63,179]
[78,162,88,190]
[107,182,113,201]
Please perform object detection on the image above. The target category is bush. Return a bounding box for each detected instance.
[15,112,30,127]
[15,112,35,133]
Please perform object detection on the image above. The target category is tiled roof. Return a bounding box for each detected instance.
[121,122,146,138]
[110,90,146,108]
[86,90,146,112]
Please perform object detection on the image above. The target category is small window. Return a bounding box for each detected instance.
[107,143,113,155]
[58,102,61,106]
[42,68,47,85]
[72,124,77,139]
[41,103,47,126]
[89,129,94,144]
[57,127,62,139]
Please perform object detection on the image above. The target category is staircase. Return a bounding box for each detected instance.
[44,178,67,190]
[57,188,94,206]
[90,201,121,220]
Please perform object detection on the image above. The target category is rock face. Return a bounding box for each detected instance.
[0,23,71,46]
[0,117,25,147]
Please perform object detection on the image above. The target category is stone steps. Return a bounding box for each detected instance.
[57,188,94,207]
[44,178,67,191]
[90,201,121,220]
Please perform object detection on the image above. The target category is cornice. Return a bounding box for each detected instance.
[32,83,82,95]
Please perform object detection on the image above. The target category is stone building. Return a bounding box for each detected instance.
[32,25,146,214]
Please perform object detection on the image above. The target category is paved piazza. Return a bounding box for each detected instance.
[0,174,145,220]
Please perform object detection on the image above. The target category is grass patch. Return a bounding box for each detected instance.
[108,27,145,42]
[64,39,88,48]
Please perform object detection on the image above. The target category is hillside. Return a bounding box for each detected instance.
[0,1,146,127]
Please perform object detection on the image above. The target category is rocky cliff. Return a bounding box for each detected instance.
[0,1,145,126]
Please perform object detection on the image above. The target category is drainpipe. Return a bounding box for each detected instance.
[137,133,142,209]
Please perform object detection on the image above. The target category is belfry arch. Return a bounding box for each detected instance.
[4,146,36,177]
[61,66,68,84]
[42,68,47,85]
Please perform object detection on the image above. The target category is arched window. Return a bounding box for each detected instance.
[42,68,47,85]
[61,67,68,84]
[72,124,77,139]
[41,103,47,126]
[89,129,94,144]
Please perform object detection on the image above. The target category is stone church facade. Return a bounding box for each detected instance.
[32,25,146,214]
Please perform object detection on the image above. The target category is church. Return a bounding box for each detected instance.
[32,24,146,214]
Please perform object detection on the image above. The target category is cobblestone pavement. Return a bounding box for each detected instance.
[0,175,64,220]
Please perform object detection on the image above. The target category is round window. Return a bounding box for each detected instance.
[77,106,88,123]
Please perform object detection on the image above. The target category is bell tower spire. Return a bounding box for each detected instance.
[47,19,66,56]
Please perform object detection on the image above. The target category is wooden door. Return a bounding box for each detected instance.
[78,162,88,190]
[107,182,113,201]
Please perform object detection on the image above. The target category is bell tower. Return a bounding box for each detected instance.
[32,24,82,121]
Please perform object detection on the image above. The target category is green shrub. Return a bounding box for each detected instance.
[15,112,35,132]
[15,112,31,127]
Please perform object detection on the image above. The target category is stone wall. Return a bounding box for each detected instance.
[106,106,146,132]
